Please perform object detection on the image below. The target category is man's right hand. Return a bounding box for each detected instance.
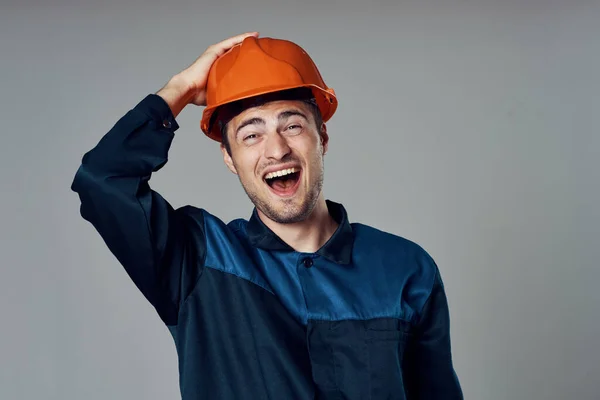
[156,32,259,118]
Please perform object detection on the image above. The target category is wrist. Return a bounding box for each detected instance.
[169,73,196,97]
[156,74,196,118]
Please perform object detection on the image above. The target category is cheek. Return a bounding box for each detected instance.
[303,152,324,181]
[233,155,260,182]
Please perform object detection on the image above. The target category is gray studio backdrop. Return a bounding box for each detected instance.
[1,1,598,399]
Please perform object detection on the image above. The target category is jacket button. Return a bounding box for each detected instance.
[162,119,172,129]
[303,258,313,268]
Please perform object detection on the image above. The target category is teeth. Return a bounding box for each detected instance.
[265,167,297,180]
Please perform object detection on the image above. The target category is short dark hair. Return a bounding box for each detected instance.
[213,88,324,156]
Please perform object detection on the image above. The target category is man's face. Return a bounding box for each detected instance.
[221,99,329,224]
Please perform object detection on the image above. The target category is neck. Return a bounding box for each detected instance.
[257,196,338,253]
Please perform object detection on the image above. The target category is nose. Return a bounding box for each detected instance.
[263,131,291,160]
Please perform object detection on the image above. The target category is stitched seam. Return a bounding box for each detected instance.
[415,267,440,326]
[179,210,208,308]
[308,315,412,323]
[297,253,311,325]
[204,216,274,294]
[203,264,274,295]
[135,176,166,307]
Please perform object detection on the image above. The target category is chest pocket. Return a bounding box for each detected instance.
[307,318,410,400]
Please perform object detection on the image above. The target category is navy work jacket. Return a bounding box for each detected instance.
[71,94,463,399]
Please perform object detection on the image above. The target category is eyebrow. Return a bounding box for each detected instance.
[235,110,309,139]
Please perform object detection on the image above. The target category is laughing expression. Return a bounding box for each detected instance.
[221,99,329,224]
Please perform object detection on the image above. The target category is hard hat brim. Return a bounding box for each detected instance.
[200,83,337,143]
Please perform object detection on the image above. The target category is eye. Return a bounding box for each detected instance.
[285,124,302,132]
[243,133,258,142]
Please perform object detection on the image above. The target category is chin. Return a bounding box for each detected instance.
[261,197,313,224]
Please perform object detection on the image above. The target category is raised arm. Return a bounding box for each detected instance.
[70,32,259,325]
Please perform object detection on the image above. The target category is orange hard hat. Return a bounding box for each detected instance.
[200,36,338,142]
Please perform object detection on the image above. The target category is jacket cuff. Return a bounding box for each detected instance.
[133,94,180,132]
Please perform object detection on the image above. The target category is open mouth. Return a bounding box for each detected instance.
[264,167,302,197]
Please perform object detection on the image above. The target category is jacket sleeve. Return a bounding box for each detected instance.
[70,94,205,326]
[403,267,464,399]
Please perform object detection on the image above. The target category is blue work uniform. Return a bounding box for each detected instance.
[71,94,463,399]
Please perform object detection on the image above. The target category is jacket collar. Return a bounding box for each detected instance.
[247,200,354,265]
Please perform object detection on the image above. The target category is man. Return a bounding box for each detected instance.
[71,32,463,399]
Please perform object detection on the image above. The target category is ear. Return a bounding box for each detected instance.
[220,143,238,175]
[319,123,329,155]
